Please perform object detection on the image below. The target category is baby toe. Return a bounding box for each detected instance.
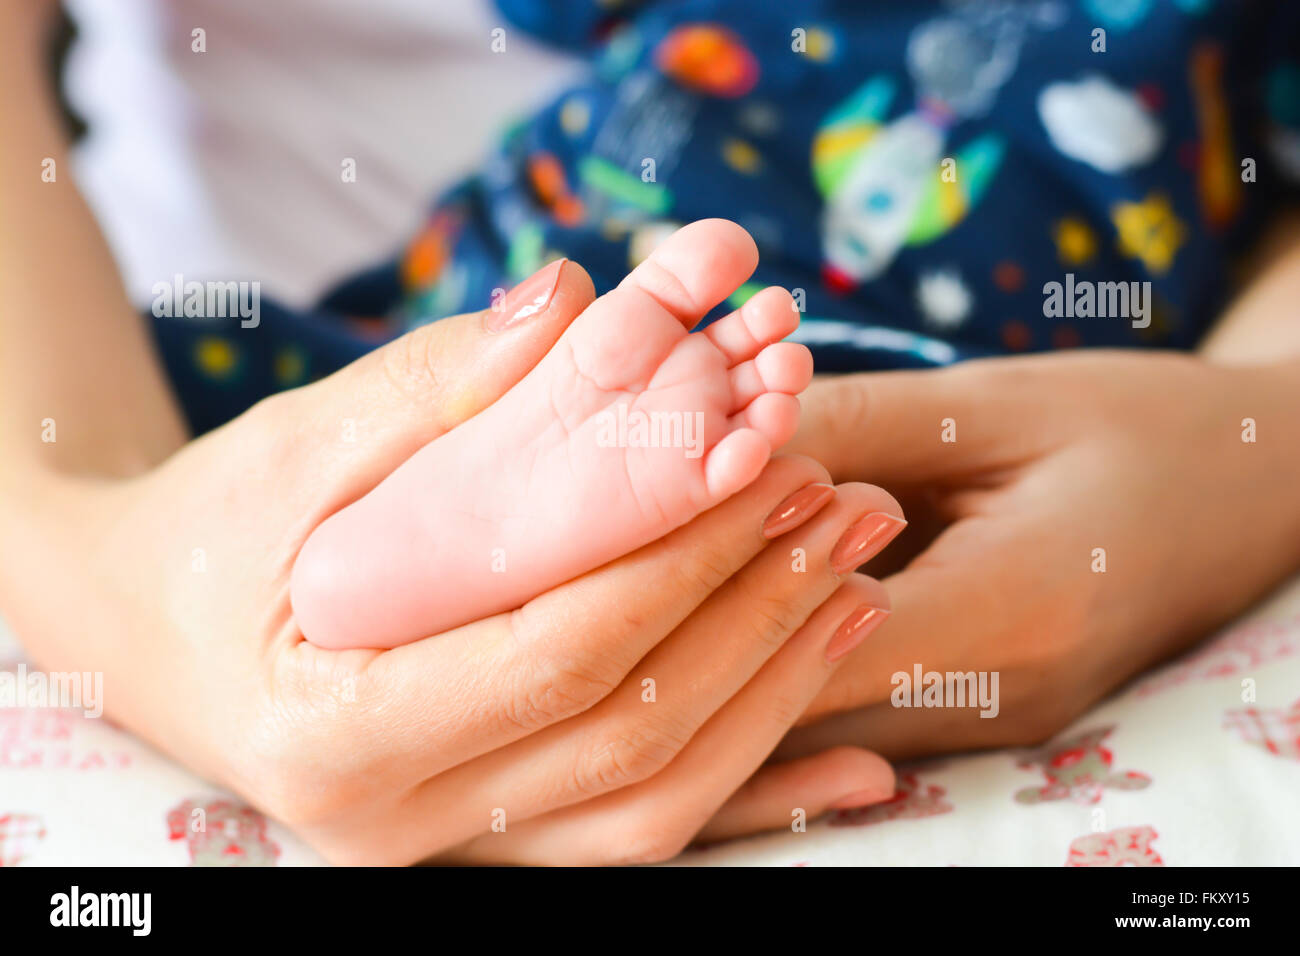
[730,392,801,452]
[619,219,759,327]
[728,342,813,412]
[703,427,771,500]
[704,286,800,367]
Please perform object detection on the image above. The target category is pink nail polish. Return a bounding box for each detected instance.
[761,483,836,539]
[825,604,889,663]
[829,512,906,575]
[828,786,893,810]
[485,258,566,332]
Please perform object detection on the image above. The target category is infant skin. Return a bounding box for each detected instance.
[291,221,812,649]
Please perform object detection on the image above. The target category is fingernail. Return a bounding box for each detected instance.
[761,483,836,539]
[485,258,566,332]
[829,512,906,575]
[828,784,894,810]
[825,604,889,663]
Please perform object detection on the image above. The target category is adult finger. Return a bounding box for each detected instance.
[404,482,902,818]
[352,455,838,779]
[352,488,900,862]
[800,511,1051,725]
[693,745,896,844]
[443,573,891,865]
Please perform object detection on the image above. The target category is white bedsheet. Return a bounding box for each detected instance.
[4,576,1298,866]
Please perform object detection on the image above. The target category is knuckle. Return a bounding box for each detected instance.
[235,705,364,828]
[613,597,649,634]
[237,393,303,465]
[672,545,736,596]
[575,718,689,796]
[765,691,807,729]
[380,326,442,402]
[505,646,620,734]
[742,588,808,650]
[831,373,875,432]
[238,390,285,429]
[728,567,811,648]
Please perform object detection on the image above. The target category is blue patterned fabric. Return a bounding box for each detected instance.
[150,0,1300,433]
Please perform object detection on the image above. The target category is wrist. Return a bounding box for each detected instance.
[0,462,120,668]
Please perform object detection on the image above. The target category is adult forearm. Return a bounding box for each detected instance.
[0,0,187,483]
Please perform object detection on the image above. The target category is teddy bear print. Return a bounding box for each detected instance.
[1223,697,1300,760]
[167,797,281,867]
[1014,726,1151,805]
[830,771,953,827]
[1067,825,1164,866]
[0,813,46,867]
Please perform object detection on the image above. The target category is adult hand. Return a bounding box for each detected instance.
[2,260,904,864]
[780,350,1300,760]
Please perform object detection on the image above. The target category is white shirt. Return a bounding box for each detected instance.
[63,0,580,307]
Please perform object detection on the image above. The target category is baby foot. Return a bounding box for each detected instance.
[291,220,812,649]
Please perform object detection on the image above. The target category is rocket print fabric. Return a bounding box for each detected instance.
[148,0,1300,432]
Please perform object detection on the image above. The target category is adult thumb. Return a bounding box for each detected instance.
[787,358,1058,488]
[292,257,595,484]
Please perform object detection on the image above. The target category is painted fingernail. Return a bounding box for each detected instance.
[829,512,906,575]
[825,605,890,663]
[484,258,567,332]
[828,785,893,810]
[761,483,836,539]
